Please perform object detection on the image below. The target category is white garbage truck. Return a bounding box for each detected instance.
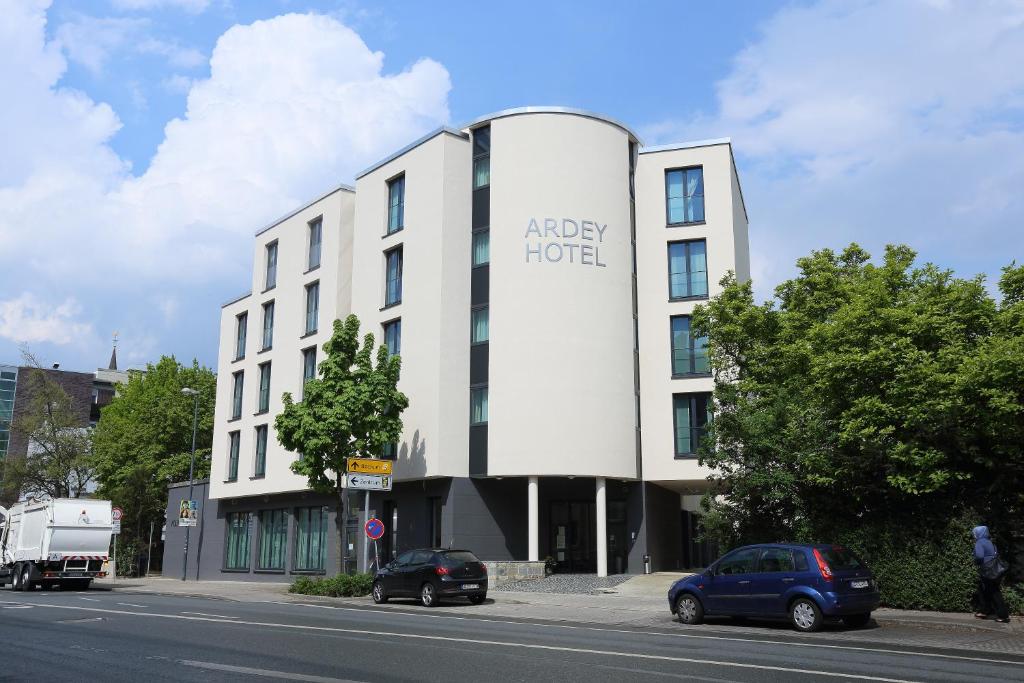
[0,498,113,591]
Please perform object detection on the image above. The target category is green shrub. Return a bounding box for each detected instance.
[288,572,374,598]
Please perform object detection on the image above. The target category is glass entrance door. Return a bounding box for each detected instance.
[549,501,596,573]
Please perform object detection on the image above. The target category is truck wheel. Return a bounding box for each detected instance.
[21,564,35,592]
[11,563,23,591]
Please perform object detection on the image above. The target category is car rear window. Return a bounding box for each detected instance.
[819,546,863,570]
[443,551,479,563]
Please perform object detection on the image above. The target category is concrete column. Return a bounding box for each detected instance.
[596,477,607,578]
[528,476,539,562]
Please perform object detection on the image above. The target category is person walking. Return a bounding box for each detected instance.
[972,525,1010,623]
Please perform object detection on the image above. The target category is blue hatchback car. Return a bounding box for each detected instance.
[668,544,880,632]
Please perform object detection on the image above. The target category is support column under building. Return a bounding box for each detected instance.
[527,476,539,561]
[596,477,607,577]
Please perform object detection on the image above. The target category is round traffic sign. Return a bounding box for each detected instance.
[112,507,123,522]
[365,517,385,540]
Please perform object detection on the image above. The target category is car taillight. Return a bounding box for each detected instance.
[812,548,833,581]
[435,566,450,576]
[479,563,487,573]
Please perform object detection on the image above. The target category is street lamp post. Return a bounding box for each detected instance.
[181,387,200,581]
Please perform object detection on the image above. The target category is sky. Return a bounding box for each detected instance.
[1,0,1023,373]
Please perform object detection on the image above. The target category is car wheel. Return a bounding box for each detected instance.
[676,594,704,625]
[21,565,35,592]
[842,612,871,628]
[469,594,486,605]
[790,598,822,632]
[420,582,437,608]
[12,563,23,591]
[372,580,388,604]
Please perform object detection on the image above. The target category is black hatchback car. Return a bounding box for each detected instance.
[372,549,488,607]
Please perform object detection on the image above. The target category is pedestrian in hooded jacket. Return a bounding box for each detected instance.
[973,525,1010,623]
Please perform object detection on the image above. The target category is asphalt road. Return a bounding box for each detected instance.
[0,587,1021,682]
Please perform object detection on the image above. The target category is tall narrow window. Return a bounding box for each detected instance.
[227,431,240,481]
[387,175,405,234]
[235,312,247,360]
[257,362,271,413]
[381,442,397,459]
[471,306,489,344]
[666,167,705,224]
[231,371,244,420]
[258,509,287,570]
[384,247,403,306]
[472,230,490,266]
[225,512,250,570]
[294,506,327,572]
[308,218,322,270]
[671,316,709,376]
[262,301,274,349]
[305,281,319,334]
[473,127,490,189]
[254,425,268,477]
[470,386,488,425]
[383,319,401,356]
[302,346,317,383]
[673,393,712,457]
[668,240,708,300]
[265,241,278,289]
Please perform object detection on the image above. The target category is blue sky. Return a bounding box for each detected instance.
[2,0,1023,374]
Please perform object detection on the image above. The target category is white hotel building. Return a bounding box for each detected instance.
[164,107,749,580]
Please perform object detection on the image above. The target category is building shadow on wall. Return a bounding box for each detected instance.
[397,429,427,478]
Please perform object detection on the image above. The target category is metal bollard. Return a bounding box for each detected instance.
[643,554,652,574]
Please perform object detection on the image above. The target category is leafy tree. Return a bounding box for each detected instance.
[4,356,94,500]
[691,245,1024,555]
[92,356,215,574]
[275,315,407,572]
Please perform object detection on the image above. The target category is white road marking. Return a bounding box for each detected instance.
[179,659,366,682]
[116,602,147,608]
[1,605,32,609]
[8,602,925,682]
[181,611,238,619]
[78,597,99,602]
[270,601,1024,668]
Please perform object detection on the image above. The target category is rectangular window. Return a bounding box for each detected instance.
[235,312,247,360]
[305,281,319,334]
[227,431,240,481]
[265,241,278,289]
[294,506,328,572]
[231,371,244,420]
[302,346,317,384]
[384,247,403,306]
[668,240,708,300]
[472,230,490,266]
[381,442,397,459]
[308,218,322,270]
[254,425,268,477]
[471,306,489,344]
[224,512,250,570]
[673,393,712,457]
[258,509,287,571]
[383,319,401,356]
[257,362,271,413]
[387,175,405,234]
[262,301,275,349]
[473,127,490,189]
[666,167,705,224]
[470,386,488,425]
[671,316,709,376]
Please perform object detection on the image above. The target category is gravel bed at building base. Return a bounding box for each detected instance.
[491,574,632,594]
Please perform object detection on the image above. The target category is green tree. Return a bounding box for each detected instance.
[92,356,215,574]
[275,315,407,571]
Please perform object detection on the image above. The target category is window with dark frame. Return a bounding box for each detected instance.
[305,281,319,334]
[665,167,705,224]
[472,127,490,189]
[670,315,709,376]
[235,312,247,360]
[472,229,489,266]
[308,218,322,270]
[471,306,489,344]
[383,319,401,356]
[227,431,240,481]
[224,512,250,570]
[257,509,287,571]
[673,393,712,457]
[384,246,403,306]
[262,301,275,349]
[302,347,317,395]
[470,386,488,425]
[265,241,278,289]
[257,362,271,413]
[231,371,244,420]
[254,424,268,477]
[294,506,327,572]
[387,175,405,234]
[668,240,708,300]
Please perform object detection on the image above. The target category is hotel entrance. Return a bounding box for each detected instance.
[548,498,627,574]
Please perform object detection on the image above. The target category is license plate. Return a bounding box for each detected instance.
[68,573,85,577]
[851,580,869,589]
[462,583,479,590]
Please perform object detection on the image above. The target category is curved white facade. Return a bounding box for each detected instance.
[487,114,637,478]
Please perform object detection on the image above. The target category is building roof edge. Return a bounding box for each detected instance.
[355,126,469,180]
[254,183,355,238]
[459,106,642,144]
[638,137,732,154]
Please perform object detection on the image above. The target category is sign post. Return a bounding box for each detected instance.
[347,457,393,573]
[111,507,123,580]
[365,518,385,572]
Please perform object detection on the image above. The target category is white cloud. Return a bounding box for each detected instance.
[110,0,210,13]
[136,37,205,69]
[54,13,206,75]
[0,294,94,345]
[645,0,1024,296]
[0,3,450,368]
[161,73,193,94]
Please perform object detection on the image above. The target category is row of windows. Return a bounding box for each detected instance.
[224,506,328,572]
[230,344,318,422]
[225,424,269,481]
[263,218,323,291]
[233,283,319,362]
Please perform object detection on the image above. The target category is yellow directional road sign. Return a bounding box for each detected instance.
[347,457,393,475]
